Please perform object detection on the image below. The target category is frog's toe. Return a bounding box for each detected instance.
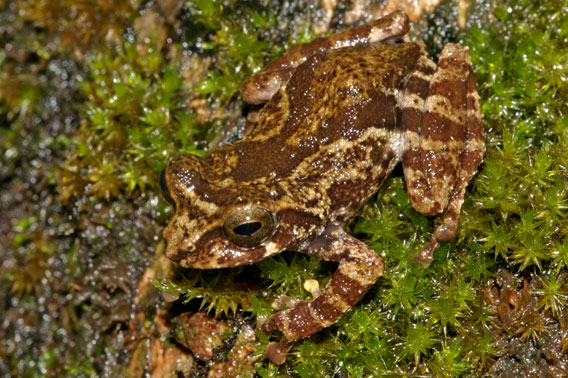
[266,340,293,365]
[271,294,307,310]
[413,237,438,266]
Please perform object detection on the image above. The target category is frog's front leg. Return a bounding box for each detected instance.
[241,10,410,105]
[262,225,384,364]
[401,44,485,266]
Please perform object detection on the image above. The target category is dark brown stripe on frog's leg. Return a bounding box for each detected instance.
[401,55,440,215]
[262,227,384,346]
[435,71,485,243]
[401,56,436,102]
[415,45,472,213]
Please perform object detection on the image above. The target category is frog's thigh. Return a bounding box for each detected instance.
[241,11,410,105]
[262,226,384,344]
[400,54,438,213]
[403,44,479,213]
[402,45,484,264]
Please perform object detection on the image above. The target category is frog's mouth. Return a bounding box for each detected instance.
[164,225,277,269]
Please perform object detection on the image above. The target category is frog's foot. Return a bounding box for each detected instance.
[241,11,410,105]
[414,214,459,266]
[401,44,485,266]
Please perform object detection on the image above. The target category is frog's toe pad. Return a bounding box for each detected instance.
[435,223,458,241]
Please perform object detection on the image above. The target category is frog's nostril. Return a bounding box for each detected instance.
[234,222,262,236]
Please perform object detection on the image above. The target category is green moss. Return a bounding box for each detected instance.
[185,0,281,101]
[153,268,255,317]
[464,1,568,272]
[59,41,205,202]
[537,273,568,316]
[401,322,437,366]
[256,253,326,300]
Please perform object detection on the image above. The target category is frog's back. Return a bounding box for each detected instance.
[206,42,425,185]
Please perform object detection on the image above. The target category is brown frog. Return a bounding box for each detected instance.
[160,11,485,364]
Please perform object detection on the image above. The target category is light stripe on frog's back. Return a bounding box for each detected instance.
[278,127,401,222]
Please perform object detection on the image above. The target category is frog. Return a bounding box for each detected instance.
[160,10,485,364]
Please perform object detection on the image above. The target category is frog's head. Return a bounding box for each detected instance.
[160,154,299,269]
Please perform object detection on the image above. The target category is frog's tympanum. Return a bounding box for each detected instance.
[161,11,485,364]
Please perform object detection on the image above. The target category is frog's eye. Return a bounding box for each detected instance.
[223,207,275,247]
[159,168,175,208]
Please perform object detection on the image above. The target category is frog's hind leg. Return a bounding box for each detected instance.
[399,52,440,216]
[261,225,384,364]
[401,44,485,266]
[241,11,410,105]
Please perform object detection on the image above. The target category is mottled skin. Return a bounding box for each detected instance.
[161,11,485,364]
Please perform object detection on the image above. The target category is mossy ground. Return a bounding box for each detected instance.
[1,0,567,376]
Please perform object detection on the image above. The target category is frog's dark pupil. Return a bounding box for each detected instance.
[234,222,262,236]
